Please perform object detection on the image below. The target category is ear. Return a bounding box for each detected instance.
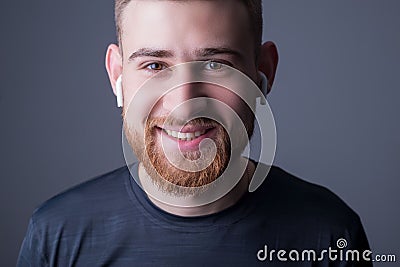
[258,41,279,94]
[105,44,123,96]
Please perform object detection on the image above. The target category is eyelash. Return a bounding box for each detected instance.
[143,62,167,73]
[141,60,232,73]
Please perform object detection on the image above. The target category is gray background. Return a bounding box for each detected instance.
[0,0,398,266]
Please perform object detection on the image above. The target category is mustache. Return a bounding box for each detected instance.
[146,116,221,129]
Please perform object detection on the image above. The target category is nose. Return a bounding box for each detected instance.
[162,82,208,120]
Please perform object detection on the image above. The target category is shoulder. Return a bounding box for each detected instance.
[31,166,131,225]
[19,166,134,265]
[248,165,371,258]
[257,165,363,229]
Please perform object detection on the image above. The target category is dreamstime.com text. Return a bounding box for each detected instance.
[257,238,396,263]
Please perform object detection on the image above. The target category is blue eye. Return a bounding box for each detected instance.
[204,61,223,70]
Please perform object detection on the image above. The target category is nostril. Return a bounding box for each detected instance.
[162,96,208,117]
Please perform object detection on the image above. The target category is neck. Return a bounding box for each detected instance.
[138,157,255,217]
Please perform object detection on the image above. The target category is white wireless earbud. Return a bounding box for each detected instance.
[116,75,123,108]
[258,71,268,105]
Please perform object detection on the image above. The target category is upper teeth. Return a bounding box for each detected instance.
[164,129,206,141]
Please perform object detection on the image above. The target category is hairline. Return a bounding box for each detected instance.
[115,0,263,61]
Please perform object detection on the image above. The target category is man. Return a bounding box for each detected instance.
[18,0,372,266]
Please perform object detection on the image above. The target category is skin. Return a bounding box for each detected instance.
[105,0,278,216]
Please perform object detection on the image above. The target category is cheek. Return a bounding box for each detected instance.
[149,99,168,118]
[210,90,253,123]
[123,80,164,129]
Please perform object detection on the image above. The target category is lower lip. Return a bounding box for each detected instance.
[157,127,217,151]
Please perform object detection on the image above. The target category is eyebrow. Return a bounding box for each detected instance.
[128,47,243,62]
[194,47,243,59]
[128,48,174,62]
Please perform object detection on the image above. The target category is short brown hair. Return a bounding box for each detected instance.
[114,0,263,55]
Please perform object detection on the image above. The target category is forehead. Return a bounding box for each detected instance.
[120,0,253,58]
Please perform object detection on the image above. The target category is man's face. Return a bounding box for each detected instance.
[120,0,258,193]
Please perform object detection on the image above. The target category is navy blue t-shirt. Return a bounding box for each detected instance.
[17,164,372,266]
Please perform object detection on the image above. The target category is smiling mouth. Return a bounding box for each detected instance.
[162,129,207,141]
